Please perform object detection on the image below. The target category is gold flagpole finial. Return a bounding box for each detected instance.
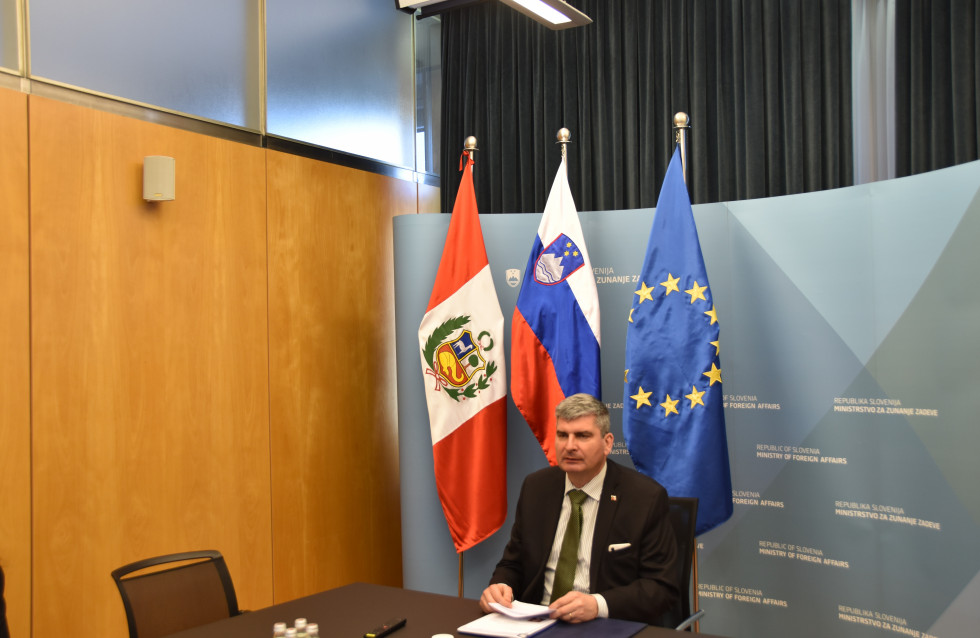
[556,128,571,161]
[464,135,478,160]
[673,112,690,141]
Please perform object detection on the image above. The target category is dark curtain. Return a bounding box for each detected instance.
[895,0,980,176]
[440,0,853,213]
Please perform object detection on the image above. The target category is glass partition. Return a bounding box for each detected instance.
[415,15,441,176]
[29,0,260,129]
[267,0,416,170]
[20,1,439,174]
[0,0,18,72]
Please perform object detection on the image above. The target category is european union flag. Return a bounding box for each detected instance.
[623,147,733,535]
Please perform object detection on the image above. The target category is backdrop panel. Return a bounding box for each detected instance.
[394,161,980,637]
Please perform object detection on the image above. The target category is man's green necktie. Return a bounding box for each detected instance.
[551,489,588,601]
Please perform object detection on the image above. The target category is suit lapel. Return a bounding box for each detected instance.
[537,468,567,560]
[522,468,567,600]
[590,460,620,589]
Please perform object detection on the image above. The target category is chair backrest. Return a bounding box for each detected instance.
[667,497,699,628]
[111,550,240,638]
[1,563,10,638]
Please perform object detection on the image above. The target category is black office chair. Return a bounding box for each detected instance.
[111,549,243,638]
[667,497,705,631]
[1,563,10,638]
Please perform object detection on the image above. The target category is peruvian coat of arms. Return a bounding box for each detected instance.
[421,315,499,402]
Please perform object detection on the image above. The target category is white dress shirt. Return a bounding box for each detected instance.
[541,463,610,618]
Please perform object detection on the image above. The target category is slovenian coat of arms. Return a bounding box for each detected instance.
[421,315,498,402]
[534,233,585,285]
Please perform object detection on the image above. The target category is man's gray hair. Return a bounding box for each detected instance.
[555,393,610,436]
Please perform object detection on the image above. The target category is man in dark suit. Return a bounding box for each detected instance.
[479,393,679,626]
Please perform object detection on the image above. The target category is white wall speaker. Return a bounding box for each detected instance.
[143,156,175,201]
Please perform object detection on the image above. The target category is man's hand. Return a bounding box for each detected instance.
[548,591,598,623]
[479,583,514,614]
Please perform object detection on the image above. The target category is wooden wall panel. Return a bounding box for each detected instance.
[29,97,273,637]
[418,182,442,214]
[0,88,32,638]
[267,151,415,602]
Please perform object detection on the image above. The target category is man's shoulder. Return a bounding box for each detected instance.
[524,464,565,484]
[517,465,565,503]
[605,459,669,497]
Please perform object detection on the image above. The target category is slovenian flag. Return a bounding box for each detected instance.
[623,146,733,535]
[419,151,508,553]
[511,156,601,464]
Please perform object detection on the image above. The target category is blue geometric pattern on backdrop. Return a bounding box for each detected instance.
[696,215,868,553]
[869,180,980,523]
[704,366,980,638]
[728,162,980,365]
[700,164,980,638]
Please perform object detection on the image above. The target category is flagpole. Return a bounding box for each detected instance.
[458,552,464,598]
[455,134,480,599]
[673,112,691,186]
[672,112,701,631]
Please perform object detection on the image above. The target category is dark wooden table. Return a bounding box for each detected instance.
[165,582,727,638]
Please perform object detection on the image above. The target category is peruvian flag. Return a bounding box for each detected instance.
[418,151,507,553]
